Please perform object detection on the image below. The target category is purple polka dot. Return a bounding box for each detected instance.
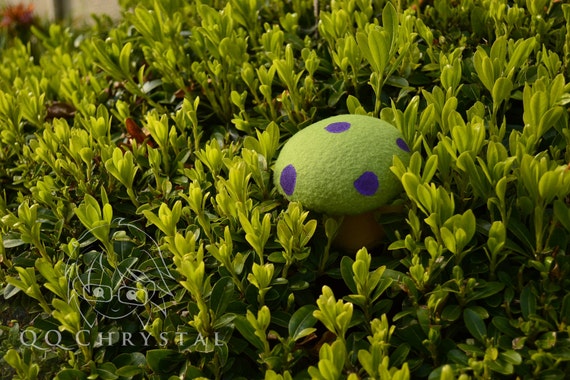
[280,164,297,196]
[354,171,379,196]
[396,138,410,152]
[325,121,351,133]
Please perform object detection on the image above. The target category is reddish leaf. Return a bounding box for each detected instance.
[125,118,155,147]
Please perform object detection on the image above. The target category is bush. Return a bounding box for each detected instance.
[1,0,570,379]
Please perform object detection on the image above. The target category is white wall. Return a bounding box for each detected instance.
[70,0,122,23]
[1,0,121,23]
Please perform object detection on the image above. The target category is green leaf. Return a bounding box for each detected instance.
[463,308,487,342]
[346,95,366,114]
[145,349,184,374]
[390,343,411,368]
[465,281,505,303]
[538,169,562,204]
[505,37,535,75]
[368,28,390,74]
[487,358,514,375]
[2,283,21,299]
[356,31,373,70]
[447,349,469,365]
[430,365,455,380]
[115,366,144,377]
[473,50,495,93]
[500,350,522,365]
[94,362,119,380]
[507,217,535,251]
[492,77,513,106]
[314,286,353,338]
[441,304,461,321]
[288,305,317,341]
[529,91,549,130]
[55,369,87,380]
[456,152,488,198]
[490,36,507,63]
[112,352,146,369]
[382,2,398,53]
[340,256,357,293]
[422,155,438,183]
[104,147,139,191]
[234,315,266,351]
[210,277,235,318]
[418,103,436,134]
[554,200,570,231]
[440,61,461,91]
[119,42,133,76]
[535,332,557,350]
[520,284,537,320]
[492,316,521,337]
[487,221,506,256]
[36,258,67,299]
[440,227,456,254]
[561,293,570,324]
[538,106,563,137]
[3,238,25,248]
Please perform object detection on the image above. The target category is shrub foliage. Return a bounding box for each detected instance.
[1,0,570,379]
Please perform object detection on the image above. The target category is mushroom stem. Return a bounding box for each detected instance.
[333,210,385,252]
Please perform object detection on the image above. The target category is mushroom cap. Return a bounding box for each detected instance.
[274,114,410,215]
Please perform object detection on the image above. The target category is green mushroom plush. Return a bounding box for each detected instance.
[274,114,411,251]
